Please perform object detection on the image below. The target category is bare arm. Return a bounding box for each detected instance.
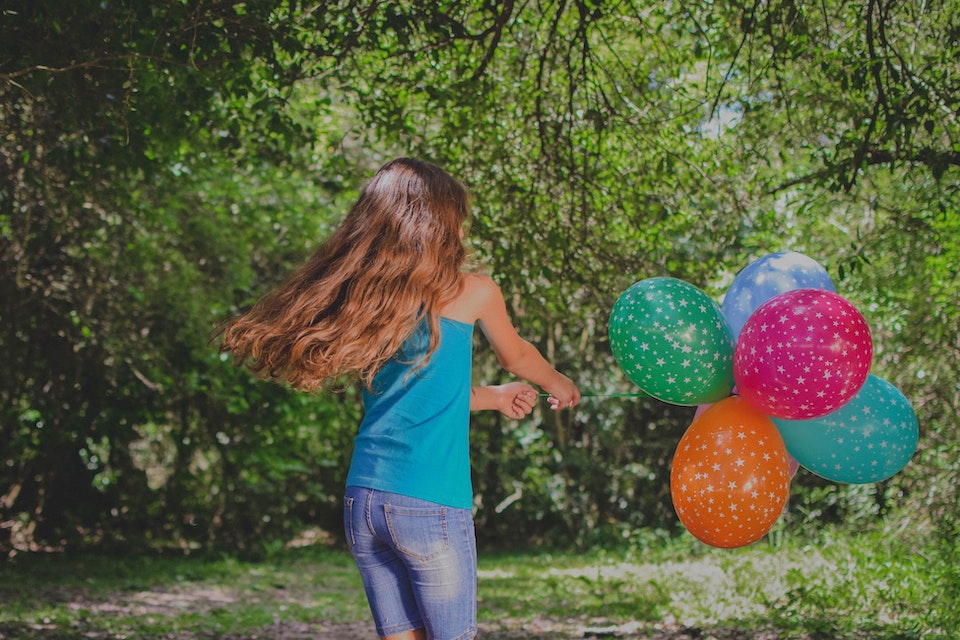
[469,276,580,409]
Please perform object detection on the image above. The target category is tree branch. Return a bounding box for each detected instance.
[765,147,960,194]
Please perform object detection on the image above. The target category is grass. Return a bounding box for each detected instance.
[0,527,950,639]
[478,527,940,639]
[0,547,370,638]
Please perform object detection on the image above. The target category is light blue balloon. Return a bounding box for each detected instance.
[722,251,836,339]
[772,375,919,484]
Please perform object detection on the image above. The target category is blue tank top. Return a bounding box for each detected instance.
[345,317,474,508]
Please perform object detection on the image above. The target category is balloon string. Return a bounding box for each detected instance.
[537,392,646,398]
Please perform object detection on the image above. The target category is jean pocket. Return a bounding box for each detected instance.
[343,496,356,548]
[384,503,450,562]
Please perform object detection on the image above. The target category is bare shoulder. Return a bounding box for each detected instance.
[462,272,500,297]
[441,273,503,323]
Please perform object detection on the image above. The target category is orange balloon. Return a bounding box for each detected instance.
[670,396,790,548]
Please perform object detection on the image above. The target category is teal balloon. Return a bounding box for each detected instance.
[772,375,919,484]
[608,277,735,405]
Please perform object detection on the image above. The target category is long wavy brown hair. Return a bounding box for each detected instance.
[217,158,470,391]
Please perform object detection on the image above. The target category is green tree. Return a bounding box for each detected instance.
[2,0,957,553]
[309,0,959,542]
[0,0,365,551]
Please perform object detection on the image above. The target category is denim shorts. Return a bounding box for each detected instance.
[343,486,477,639]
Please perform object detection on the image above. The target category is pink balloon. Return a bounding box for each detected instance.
[788,455,800,479]
[733,289,872,420]
[693,403,714,420]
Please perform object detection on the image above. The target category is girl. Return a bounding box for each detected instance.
[218,157,580,640]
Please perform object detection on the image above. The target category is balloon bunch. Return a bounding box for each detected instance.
[609,251,919,548]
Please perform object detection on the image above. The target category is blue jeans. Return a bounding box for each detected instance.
[344,486,478,639]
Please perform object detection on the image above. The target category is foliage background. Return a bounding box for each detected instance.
[1,0,957,565]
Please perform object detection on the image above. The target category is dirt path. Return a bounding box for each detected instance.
[0,609,826,640]
[213,619,792,639]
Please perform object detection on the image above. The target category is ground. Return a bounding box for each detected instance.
[209,620,789,639]
[1,607,798,640]
[0,543,834,640]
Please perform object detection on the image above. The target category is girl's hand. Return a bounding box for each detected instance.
[544,373,581,411]
[491,382,538,419]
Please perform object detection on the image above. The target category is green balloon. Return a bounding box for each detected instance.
[609,277,735,405]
